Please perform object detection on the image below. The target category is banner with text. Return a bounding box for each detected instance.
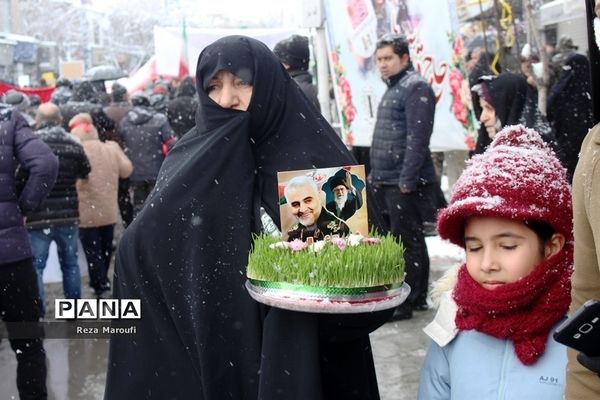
[323,0,477,151]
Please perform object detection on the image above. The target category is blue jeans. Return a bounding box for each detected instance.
[29,223,82,314]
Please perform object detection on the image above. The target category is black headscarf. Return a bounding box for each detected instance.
[467,51,493,87]
[176,76,197,98]
[547,53,594,180]
[472,73,528,154]
[105,35,387,400]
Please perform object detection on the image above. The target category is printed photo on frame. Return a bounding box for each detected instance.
[277,165,368,241]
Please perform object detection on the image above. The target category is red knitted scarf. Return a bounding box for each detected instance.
[453,244,573,365]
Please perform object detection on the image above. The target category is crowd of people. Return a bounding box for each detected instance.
[1,0,600,397]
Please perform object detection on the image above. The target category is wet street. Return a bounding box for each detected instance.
[0,238,462,400]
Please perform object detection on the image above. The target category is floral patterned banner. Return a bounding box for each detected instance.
[324,0,477,151]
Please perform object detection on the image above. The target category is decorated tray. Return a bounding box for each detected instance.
[246,233,408,313]
[246,279,410,313]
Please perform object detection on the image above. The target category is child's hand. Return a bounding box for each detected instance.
[577,352,600,377]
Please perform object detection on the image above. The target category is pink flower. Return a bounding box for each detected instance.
[331,237,347,250]
[344,91,353,107]
[460,79,472,104]
[453,37,463,58]
[346,131,355,146]
[362,237,381,245]
[465,136,475,151]
[286,239,308,252]
[339,77,352,96]
[331,51,339,65]
[449,70,463,93]
[452,99,467,125]
[344,105,356,125]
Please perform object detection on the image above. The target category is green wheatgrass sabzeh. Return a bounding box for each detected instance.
[247,233,405,288]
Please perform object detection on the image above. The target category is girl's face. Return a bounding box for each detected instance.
[206,70,253,111]
[464,216,564,290]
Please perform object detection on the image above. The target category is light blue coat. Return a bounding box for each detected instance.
[417,327,567,399]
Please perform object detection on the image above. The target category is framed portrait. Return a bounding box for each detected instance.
[277,165,368,241]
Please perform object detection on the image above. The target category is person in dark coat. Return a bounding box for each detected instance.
[103,82,134,227]
[565,1,600,395]
[472,73,555,155]
[104,35,390,400]
[273,34,321,111]
[0,105,58,400]
[166,76,198,138]
[59,80,117,142]
[17,103,91,316]
[547,53,595,182]
[103,82,132,131]
[466,47,493,87]
[50,77,73,105]
[3,90,34,126]
[471,73,529,154]
[370,33,437,320]
[149,92,168,114]
[119,93,177,217]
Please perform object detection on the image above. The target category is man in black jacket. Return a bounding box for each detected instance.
[24,103,91,315]
[103,82,134,227]
[59,80,116,142]
[370,34,437,320]
[119,94,177,217]
[167,76,198,138]
[274,34,321,111]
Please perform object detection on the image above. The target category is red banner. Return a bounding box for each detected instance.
[0,81,55,103]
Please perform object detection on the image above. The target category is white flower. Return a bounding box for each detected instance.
[269,241,287,249]
[347,233,364,246]
[310,241,327,253]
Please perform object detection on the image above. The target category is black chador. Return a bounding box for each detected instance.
[104,36,389,400]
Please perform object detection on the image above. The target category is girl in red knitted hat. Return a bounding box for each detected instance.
[418,124,573,399]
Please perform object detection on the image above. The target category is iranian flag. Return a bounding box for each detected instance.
[178,17,190,78]
[153,19,191,78]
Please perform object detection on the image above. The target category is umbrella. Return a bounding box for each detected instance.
[83,65,127,81]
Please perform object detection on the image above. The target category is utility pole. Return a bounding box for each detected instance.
[477,0,491,55]
[492,0,506,73]
[523,0,550,114]
[303,0,333,122]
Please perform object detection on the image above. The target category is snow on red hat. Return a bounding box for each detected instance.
[437,124,572,247]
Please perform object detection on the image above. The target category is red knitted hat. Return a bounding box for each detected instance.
[437,124,572,247]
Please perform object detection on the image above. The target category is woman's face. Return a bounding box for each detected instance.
[206,70,253,111]
[478,98,497,139]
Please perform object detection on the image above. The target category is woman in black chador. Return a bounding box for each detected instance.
[547,53,595,182]
[104,36,389,400]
